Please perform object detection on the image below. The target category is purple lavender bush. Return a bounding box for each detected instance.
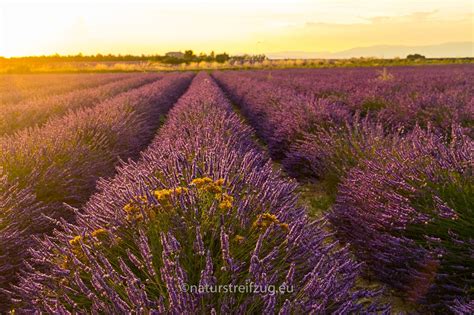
[213,71,351,160]
[283,114,401,194]
[0,73,131,106]
[0,169,47,294]
[450,299,474,314]
[215,66,474,151]
[0,73,161,135]
[215,67,473,312]
[10,73,389,313]
[0,73,193,310]
[241,66,474,134]
[330,125,473,311]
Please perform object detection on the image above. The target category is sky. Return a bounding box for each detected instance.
[0,0,472,57]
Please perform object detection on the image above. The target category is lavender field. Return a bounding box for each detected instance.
[0,66,472,313]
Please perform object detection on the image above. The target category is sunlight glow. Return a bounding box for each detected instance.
[0,0,472,57]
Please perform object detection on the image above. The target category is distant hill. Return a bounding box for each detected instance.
[267,42,474,59]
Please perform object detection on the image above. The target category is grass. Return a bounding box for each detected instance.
[1,57,473,74]
[295,182,334,218]
[295,179,421,313]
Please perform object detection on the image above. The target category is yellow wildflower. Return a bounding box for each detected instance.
[214,178,226,186]
[218,193,234,210]
[59,255,70,270]
[91,228,108,238]
[234,235,245,244]
[253,212,281,230]
[173,187,188,196]
[279,223,290,233]
[205,184,222,194]
[219,200,232,210]
[68,235,85,257]
[154,189,173,201]
[218,193,234,203]
[152,187,189,206]
[123,202,143,221]
[69,235,82,247]
[123,203,136,213]
[191,177,213,188]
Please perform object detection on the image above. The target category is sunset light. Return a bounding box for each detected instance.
[0,1,473,313]
[0,0,472,57]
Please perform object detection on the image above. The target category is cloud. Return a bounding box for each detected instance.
[267,11,473,52]
[1,1,472,56]
[367,10,439,23]
[306,10,443,27]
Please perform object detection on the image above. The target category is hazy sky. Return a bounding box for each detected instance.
[0,0,472,57]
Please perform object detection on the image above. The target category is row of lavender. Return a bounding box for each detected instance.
[8,73,389,313]
[213,66,473,312]
[0,73,162,135]
[240,65,474,136]
[0,73,133,106]
[0,73,193,310]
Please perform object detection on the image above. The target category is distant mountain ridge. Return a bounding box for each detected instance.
[267,42,474,59]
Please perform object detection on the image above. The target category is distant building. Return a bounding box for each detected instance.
[165,51,185,59]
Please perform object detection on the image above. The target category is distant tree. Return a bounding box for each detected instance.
[184,50,195,60]
[215,53,230,63]
[406,53,426,60]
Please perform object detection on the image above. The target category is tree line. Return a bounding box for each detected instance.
[0,51,267,64]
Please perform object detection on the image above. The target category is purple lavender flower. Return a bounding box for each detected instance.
[330,125,473,311]
[10,73,388,313]
[0,73,193,311]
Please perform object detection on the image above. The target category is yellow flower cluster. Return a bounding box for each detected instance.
[123,177,233,222]
[153,189,172,201]
[91,228,108,239]
[218,193,234,210]
[279,223,290,232]
[153,187,189,202]
[62,228,109,269]
[190,177,226,193]
[124,184,192,222]
[65,235,84,267]
[68,228,109,249]
[190,177,234,211]
[214,178,225,186]
[253,212,290,232]
[190,177,214,187]
[59,256,71,270]
[124,202,143,221]
[69,235,82,247]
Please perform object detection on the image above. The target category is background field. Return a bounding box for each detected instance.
[1,55,473,73]
[0,65,472,313]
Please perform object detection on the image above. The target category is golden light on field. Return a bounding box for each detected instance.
[0,0,472,57]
